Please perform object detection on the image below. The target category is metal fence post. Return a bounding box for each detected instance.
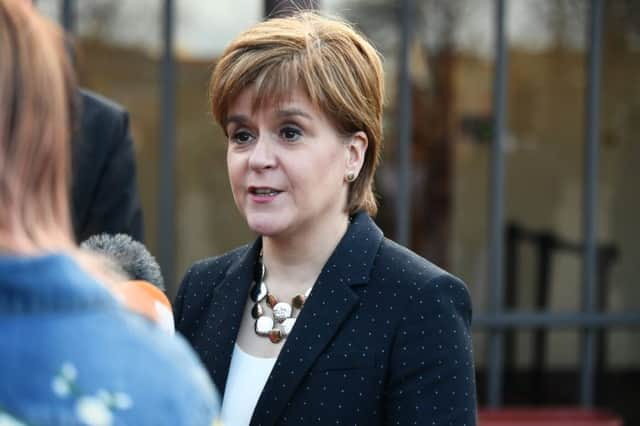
[395,0,414,247]
[60,0,75,33]
[487,0,508,408]
[158,0,176,292]
[580,0,603,407]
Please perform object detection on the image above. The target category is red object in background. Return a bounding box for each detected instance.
[478,407,623,426]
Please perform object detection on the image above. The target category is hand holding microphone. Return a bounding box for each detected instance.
[81,234,174,334]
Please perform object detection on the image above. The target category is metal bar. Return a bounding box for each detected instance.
[60,0,75,33]
[395,0,414,247]
[595,248,615,402]
[504,224,519,371]
[158,0,176,293]
[532,233,554,403]
[474,312,640,329]
[60,0,76,61]
[487,0,508,408]
[264,0,320,18]
[580,0,603,407]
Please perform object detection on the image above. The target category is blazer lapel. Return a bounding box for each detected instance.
[251,213,384,426]
[205,240,262,395]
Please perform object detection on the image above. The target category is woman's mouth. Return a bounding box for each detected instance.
[248,187,282,202]
[250,187,281,196]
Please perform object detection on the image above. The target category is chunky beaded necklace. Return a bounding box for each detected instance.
[250,254,311,343]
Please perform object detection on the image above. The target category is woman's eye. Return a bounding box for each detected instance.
[231,130,254,144]
[280,126,302,142]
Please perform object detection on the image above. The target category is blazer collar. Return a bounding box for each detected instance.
[206,212,384,423]
[252,212,383,425]
[206,237,261,394]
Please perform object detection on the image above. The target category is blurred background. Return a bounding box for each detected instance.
[37,0,639,423]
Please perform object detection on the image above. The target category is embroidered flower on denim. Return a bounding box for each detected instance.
[0,409,27,426]
[51,362,133,426]
[52,362,77,398]
[75,397,113,426]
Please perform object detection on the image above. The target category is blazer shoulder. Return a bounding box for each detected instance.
[80,88,127,118]
[183,244,251,288]
[376,237,450,282]
[174,244,251,324]
[375,238,470,305]
[75,89,129,152]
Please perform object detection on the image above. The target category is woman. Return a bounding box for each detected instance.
[175,11,477,426]
[0,1,219,424]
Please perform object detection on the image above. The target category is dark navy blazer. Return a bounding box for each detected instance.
[175,212,477,425]
[71,90,144,243]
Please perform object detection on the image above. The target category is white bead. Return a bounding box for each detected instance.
[273,302,292,323]
[255,316,274,335]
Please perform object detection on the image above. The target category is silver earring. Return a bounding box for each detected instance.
[345,171,356,182]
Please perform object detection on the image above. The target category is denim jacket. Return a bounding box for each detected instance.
[0,253,220,426]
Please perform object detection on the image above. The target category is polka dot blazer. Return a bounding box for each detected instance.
[175,211,477,425]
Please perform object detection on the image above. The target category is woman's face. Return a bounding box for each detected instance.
[225,86,359,239]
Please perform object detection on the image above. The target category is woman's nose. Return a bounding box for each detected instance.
[248,135,276,170]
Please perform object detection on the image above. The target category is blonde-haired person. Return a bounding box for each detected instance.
[0,1,220,424]
[175,11,477,426]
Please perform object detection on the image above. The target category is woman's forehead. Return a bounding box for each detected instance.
[229,85,316,116]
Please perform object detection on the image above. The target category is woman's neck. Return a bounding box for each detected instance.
[261,213,349,292]
[0,230,73,255]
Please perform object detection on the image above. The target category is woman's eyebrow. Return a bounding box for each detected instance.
[276,108,312,120]
[224,114,250,127]
[224,108,312,127]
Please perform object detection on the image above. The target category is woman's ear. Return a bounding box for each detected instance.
[345,131,368,180]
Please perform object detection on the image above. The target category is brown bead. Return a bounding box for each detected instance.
[266,294,278,308]
[292,294,305,309]
[268,329,282,343]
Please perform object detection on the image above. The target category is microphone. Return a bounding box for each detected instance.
[81,234,174,334]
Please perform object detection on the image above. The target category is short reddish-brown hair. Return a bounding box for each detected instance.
[209,12,384,216]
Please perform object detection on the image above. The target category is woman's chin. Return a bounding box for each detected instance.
[245,215,286,237]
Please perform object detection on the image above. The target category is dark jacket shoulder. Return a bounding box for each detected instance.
[184,245,251,288]
[373,237,472,321]
[378,236,469,293]
[81,89,127,119]
[174,245,251,325]
[71,89,144,242]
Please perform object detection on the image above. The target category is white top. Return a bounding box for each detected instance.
[220,344,277,426]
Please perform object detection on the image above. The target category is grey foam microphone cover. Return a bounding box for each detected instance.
[81,233,165,291]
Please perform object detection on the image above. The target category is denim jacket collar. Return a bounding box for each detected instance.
[0,253,117,313]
